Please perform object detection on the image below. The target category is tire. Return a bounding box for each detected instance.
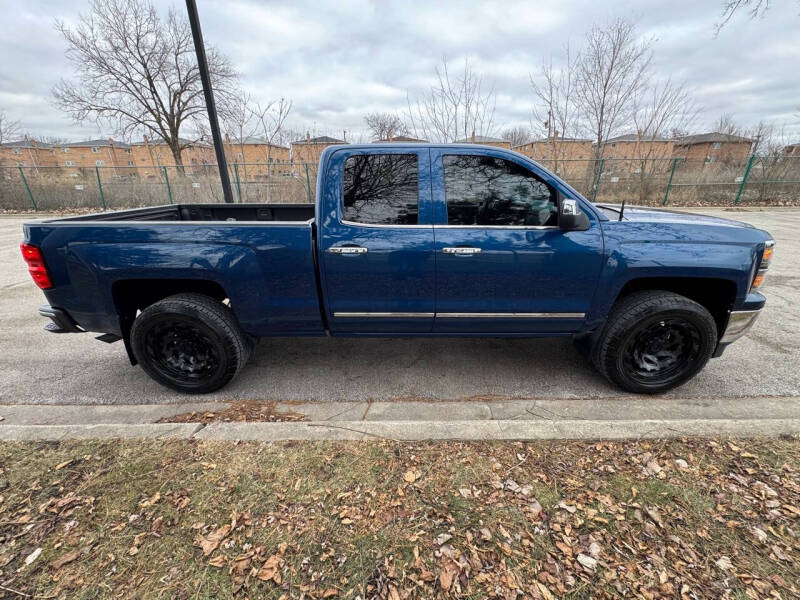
[130,293,251,394]
[591,291,717,394]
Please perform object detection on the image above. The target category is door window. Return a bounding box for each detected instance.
[442,155,557,226]
[342,154,418,225]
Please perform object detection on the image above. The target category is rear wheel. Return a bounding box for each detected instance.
[591,291,717,394]
[130,293,250,393]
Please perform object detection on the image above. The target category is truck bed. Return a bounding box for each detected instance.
[40,203,315,223]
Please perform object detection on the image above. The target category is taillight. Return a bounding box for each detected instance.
[20,243,53,289]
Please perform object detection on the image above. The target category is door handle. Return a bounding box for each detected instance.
[328,246,368,255]
[442,247,482,255]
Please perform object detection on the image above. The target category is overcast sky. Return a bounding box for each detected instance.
[0,0,798,142]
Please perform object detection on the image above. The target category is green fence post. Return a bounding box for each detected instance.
[162,166,173,204]
[95,166,107,210]
[18,166,37,211]
[591,159,605,203]
[304,163,312,203]
[233,162,242,202]
[662,157,679,206]
[735,154,756,205]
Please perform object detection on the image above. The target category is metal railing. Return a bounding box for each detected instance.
[2,156,800,211]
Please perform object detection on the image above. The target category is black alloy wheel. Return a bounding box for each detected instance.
[591,290,717,394]
[130,293,251,393]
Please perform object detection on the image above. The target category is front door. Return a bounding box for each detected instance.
[320,147,435,333]
[431,149,604,334]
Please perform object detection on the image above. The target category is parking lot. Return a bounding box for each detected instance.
[1,208,798,406]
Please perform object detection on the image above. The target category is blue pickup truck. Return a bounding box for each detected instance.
[22,144,774,394]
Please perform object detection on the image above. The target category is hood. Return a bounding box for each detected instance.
[595,204,755,229]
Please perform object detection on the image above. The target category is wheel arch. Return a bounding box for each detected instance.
[111,278,230,365]
[614,276,737,338]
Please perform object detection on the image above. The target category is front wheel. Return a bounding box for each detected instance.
[130,293,251,393]
[591,291,717,394]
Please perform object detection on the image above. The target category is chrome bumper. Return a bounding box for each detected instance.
[719,309,761,344]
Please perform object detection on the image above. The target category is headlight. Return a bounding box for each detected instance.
[751,240,775,291]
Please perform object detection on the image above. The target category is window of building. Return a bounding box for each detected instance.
[124,148,132,154]
[237,152,243,159]
[705,155,713,164]
[16,161,25,167]
[442,155,557,226]
[65,160,75,167]
[128,161,135,167]
[91,146,100,153]
[12,148,22,155]
[62,147,69,153]
[712,142,721,150]
[95,160,104,166]
[342,153,419,225]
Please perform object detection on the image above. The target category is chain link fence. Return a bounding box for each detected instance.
[2,155,799,212]
[0,162,318,211]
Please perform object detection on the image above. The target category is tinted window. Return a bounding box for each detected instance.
[342,154,418,225]
[443,155,557,226]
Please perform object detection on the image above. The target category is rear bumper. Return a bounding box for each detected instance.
[39,305,83,333]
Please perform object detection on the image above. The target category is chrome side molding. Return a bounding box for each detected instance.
[333,311,585,319]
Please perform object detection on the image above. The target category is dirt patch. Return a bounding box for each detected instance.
[158,399,307,423]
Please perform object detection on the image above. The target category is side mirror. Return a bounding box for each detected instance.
[559,198,589,231]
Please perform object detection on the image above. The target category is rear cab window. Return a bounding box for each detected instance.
[342,154,419,225]
[442,154,558,226]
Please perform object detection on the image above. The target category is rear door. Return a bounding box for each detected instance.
[431,148,604,334]
[319,147,435,333]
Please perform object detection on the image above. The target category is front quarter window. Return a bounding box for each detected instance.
[442,155,557,226]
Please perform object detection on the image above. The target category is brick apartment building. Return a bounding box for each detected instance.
[290,134,346,165]
[599,134,675,160]
[513,137,594,162]
[672,132,753,164]
[224,136,292,179]
[454,134,512,149]
[0,140,58,169]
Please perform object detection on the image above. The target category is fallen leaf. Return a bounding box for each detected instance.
[715,556,733,571]
[645,507,664,528]
[54,459,73,471]
[577,553,597,570]
[196,524,231,556]
[257,554,283,584]
[24,548,42,567]
[139,492,161,507]
[208,555,226,568]
[436,533,452,545]
[51,549,79,569]
[403,470,417,483]
[322,589,338,598]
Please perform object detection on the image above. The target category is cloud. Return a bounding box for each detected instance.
[0,0,797,141]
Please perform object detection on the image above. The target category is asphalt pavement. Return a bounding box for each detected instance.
[1,208,798,406]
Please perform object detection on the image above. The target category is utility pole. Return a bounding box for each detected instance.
[185,0,233,203]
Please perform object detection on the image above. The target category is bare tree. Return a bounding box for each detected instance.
[631,79,698,201]
[0,111,22,144]
[223,90,259,179]
[501,126,532,147]
[530,44,582,169]
[406,57,496,143]
[251,98,292,201]
[575,19,653,161]
[364,112,408,141]
[53,0,237,168]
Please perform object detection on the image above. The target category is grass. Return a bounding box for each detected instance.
[0,437,797,599]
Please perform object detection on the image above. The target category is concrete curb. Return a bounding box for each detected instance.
[0,418,798,441]
[0,423,203,441]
